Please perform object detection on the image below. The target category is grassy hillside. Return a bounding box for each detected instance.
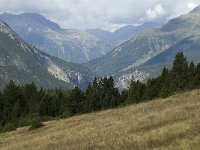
[0,89,200,150]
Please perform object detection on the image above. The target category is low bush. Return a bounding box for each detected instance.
[0,123,16,133]
[60,111,73,119]
[29,119,44,130]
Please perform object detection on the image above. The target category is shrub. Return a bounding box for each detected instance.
[29,119,44,130]
[0,123,16,133]
[60,111,73,119]
[17,118,32,127]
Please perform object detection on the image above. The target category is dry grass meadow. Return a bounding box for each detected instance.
[0,89,200,150]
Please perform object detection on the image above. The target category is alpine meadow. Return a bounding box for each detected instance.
[0,1,200,150]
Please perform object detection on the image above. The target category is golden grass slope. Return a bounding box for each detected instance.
[0,89,200,150]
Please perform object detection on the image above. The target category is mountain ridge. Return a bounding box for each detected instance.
[0,13,112,63]
[190,5,200,14]
[85,6,200,77]
[86,22,161,46]
[84,6,200,89]
[0,21,93,89]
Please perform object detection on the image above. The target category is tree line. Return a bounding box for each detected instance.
[0,76,121,131]
[0,52,200,132]
[126,52,200,103]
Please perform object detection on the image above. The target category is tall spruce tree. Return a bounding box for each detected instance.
[187,61,196,89]
[127,80,145,104]
[193,63,200,87]
[171,52,189,91]
[84,83,93,112]
[0,91,4,127]
[22,82,38,114]
[160,67,170,98]
[68,87,85,114]
[2,81,27,124]
[39,94,56,117]
[144,78,160,100]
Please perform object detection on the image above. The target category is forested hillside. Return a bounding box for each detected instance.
[0,86,200,150]
[1,53,200,132]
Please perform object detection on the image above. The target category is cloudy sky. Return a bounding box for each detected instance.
[0,0,200,31]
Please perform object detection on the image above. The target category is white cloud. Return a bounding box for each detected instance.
[143,4,167,21]
[187,2,199,9]
[0,0,199,31]
[165,0,200,20]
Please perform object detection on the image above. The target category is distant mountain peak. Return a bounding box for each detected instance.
[0,20,9,29]
[1,12,45,20]
[20,12,44,17]
[190,5,200,14]
[1,12,62,32]
[0,21,17,40]
[86,23,160,46]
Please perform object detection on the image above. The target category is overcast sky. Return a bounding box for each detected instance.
[0,0,200,31]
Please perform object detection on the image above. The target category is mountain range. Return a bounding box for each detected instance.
[1,6,200,90]
[0,21,93,89]
[0,13,162,90]
[0,13,112,64]
[85,5,200,89]
[0,13,161,65]
[86,22,160,46]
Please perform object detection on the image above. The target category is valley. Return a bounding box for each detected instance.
[0,2,200,150]
[85,6,200,88]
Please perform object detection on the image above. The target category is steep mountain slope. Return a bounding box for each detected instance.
[0,13,112,63]
[1,89,200,149]
[86,28,112,43]
[115,33,200,89]
[85,6,200,78]
[142,35,200,67]
[87,22,160,46]
[0,21,93,89]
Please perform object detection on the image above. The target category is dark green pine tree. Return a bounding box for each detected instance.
[22,82,38,114]
[39,94,56,117]
[2,80,27,124]
[187,61,196,89]
[171,52,189,91]
[91,77,101,111]
[38,87,46,102]
[160,67,170,98]
[84,83,94,112]
[193,63,200,87]
[144,77,160,100]
[99,76,120,109]
[54,89,66,116]
[0,91,4,127]
[120,89,128,105]
[92,77,98,91]
[97,78,104,110]
[107,76,120,108]
[127,80,145,104]
[68,87,85,114]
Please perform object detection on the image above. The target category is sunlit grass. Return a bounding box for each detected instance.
[0,89,200,150]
